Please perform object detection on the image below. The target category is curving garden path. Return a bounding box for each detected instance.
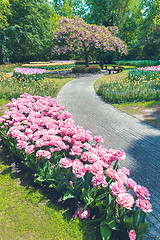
[57,74,160,240]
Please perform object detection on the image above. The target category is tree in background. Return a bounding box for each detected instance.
[0,0,11,64]
[84,0,160,60]
[139,0,160,59]
[53,0,87,18]
[84,0,138,28]
[52,17,128,67]
[4,0,58,62]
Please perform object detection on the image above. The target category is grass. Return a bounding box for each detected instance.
[94,70,128,91]
[0,99,9,106]
[46,73,74,97]
[113,100,160,116]
[113,101,160,130]
[113,100,160,110]
[0,152,99,240]
[0,63,22,73]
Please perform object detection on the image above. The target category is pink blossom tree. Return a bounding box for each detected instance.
[52,17,128,67]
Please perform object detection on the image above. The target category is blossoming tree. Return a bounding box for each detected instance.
[52,17,128,67]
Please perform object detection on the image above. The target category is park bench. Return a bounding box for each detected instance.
[105,66,124,74]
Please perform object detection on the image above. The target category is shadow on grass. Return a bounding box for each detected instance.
[0,142,101,240]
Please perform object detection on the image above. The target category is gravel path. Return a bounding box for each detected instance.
[57,74,160,240]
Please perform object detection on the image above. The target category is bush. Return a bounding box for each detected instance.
[75,60,86,65]
[72,66,101,73]
[0,93,152,240]
[115,60,160,67]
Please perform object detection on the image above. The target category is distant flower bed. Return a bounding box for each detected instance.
[30,60,76,64]
[0,93,152,240]
[137,65,160,71]
[72,65,101,73]
[115,60,160,67]
[22,61,76,70]
[13,68,46,81]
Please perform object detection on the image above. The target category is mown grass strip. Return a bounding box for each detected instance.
[0,152,99,240]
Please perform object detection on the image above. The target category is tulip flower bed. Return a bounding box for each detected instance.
[128,69,160,82]
[97,69,160,103]
[22,61,76,71]
[137,65,160,72]
[13,68,46,82]
[0,93,152,240]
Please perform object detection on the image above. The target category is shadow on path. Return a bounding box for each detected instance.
[126,134,160,240]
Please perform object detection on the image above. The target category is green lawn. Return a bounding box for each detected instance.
[0,149,99,240]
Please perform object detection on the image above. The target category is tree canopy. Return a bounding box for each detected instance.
[3,0,59,62]
[0,0,11,30]
[52,17,128,66]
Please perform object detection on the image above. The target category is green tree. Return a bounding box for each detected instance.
[0,0,11,29]
[139,0,160,58]
[84,0,160,60]
[4,0,57,62]
[0,0,11,64]
[85,0,138,28]
[53,0,86,18]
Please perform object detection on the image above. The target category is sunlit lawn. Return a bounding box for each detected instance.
[0,153,99,240]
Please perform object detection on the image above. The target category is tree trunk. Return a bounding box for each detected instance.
[0,46,4,65]
[83,43,89,67]
[85,50,89,67]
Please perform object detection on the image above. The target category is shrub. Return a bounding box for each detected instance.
[75,60,86,65]
[115,60,160,67]
[13,68,46,82]
[72,66,101,73]
[0,93,152,240]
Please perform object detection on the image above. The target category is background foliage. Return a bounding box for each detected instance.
[0,0,159,64]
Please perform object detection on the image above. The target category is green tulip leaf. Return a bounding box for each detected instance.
[123,216,133,229]
[100,221,112,240]
[137,222,149,236]
[107,219,120,230]
[63,190,75,201]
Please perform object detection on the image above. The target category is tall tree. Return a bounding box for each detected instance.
[52,17,128,67]
[139,0,160,58]
[53,0,86,18]
[0,0,11,64]
[84,0,138,28]
[4,0,57,62]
